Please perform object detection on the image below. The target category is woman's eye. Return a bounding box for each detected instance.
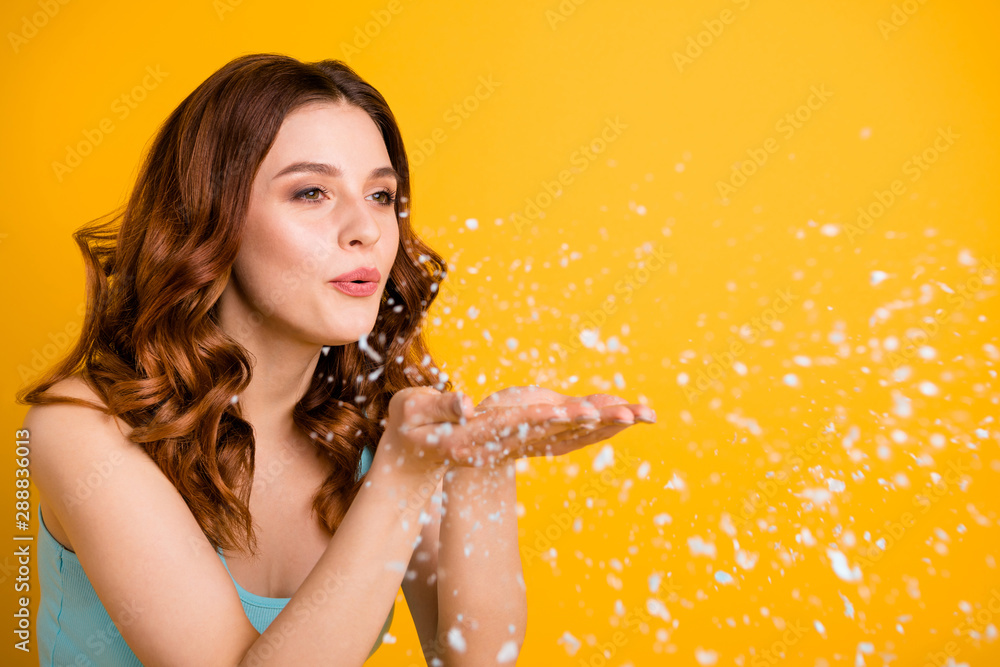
[294,187,327,202]
[369,189,397,206]
[294,186,395,205]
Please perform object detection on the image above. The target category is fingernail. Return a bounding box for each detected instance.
[635,414,656,424]
[575,414,600,423]
[612,418,634,425]
[549,417,572,424]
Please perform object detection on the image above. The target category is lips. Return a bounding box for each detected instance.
[330,266,381,283]
[329,266,381,298]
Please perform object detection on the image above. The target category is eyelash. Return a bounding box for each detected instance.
[293,185,397,207]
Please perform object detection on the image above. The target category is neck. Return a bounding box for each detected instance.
[236,344,323,439]
[216,309,327,439]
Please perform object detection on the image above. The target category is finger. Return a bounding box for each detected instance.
[576,401,657,425]
[460,410,623,465]
[399,388,468,430]
[530,422,634,456]
[436,403,581,463]
[476,385,563,410]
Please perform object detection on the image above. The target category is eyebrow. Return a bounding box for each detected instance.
[272,161,400,185]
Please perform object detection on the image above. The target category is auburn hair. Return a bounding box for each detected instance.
[16,53,453,556]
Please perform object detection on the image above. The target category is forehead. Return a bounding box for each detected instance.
[260,100,389,171]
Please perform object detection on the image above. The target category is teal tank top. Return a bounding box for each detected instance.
[37,445,393,666]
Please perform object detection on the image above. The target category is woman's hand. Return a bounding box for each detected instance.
[453,385,657,467]
[373,386,588,477]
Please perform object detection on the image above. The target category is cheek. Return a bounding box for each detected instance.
[234,222,322,302]
[385,223,401,262]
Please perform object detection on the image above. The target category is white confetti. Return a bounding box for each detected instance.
[797,487,832,506]
[579,329,599,348]
[496,640,519,663]
[358,332,384,363]
[665,473,686,491]
[695,648,719,665]
[593,444,615,472]
[646,598,671,621]
[447,627,466,653]
[688,536,717,558]
[918,380,939,396]
[827,548,862,582]
[840,591,855,618]
[557,631,581,656]
[735,548,759,570]
[465,218,479,230]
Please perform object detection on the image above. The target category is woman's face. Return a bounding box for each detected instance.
[218,100,400,349]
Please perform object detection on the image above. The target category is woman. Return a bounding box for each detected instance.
[18,53,656,666]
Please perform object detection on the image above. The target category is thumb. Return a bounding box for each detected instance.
[424,389,470,424]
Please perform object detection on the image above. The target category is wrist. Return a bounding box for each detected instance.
[446,458,516,480]
[371,442,449,488]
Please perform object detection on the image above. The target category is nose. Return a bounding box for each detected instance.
[336,193,382,249]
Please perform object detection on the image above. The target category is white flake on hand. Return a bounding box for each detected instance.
[495,640,519,663]
[446,627,466,653]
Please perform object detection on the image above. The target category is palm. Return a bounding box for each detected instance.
[452,386,655,465]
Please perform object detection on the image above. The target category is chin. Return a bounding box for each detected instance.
[318,321,378,346]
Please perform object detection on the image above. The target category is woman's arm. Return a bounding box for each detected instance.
[430,461,526,666]
[401,475,445,660]
[242,455,447,666]
[25,378,451,667]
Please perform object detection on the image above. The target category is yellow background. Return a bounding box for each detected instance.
[3,0,999,665]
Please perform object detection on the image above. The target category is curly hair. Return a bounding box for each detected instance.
[16,53,454,556]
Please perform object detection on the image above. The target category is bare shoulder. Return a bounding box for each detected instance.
[23,374,136,444]
[22,373,258,664]
[23,374,139,553]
